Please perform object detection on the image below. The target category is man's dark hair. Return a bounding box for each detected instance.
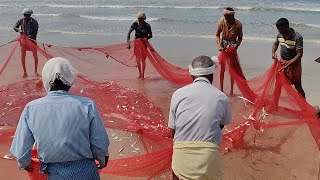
[225,7,235,11]
[50,78,71,91]
[276,18,289,28]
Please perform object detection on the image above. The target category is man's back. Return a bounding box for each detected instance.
[18,90,108,163]
[168,78,232,145]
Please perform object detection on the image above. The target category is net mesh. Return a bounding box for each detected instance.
[0,35,319,179]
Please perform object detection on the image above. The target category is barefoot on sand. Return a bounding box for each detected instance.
[35,79,43,89]
[22,73,27,78]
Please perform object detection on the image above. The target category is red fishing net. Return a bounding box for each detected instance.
[0,35,319,179]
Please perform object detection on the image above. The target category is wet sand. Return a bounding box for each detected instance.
[0,37,320,179]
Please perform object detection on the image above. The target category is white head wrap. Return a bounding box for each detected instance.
[137,11,146,19]
[188,56,218,76]
[223,9,235,15]
[22,8,33,15]
[42,57,78,93]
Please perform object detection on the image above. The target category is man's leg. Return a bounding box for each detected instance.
[141,54,147,80]
[291,62,305,98]
[134,43,143,78]
[32,49,39,76]
[136,58,142,78]
[220,63,225,92]
[269,74,282,112]
[21,48,27,78]
[294,81,305,99]
[230,78,234,96]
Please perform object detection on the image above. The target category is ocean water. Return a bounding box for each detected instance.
[0,0,319,45]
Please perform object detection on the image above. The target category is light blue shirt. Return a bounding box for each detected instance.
[168,77,232,145]
[10,90,109,169]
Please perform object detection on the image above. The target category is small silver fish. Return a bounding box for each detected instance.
[131,141,137,147]
[3,154,12,160]
[237,96,254,105]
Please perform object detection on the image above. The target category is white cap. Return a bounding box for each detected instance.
[42,57,78,93]
[22,8,33,15]
[137,11,146,19]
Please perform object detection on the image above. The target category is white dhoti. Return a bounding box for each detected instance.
[172,142,223,180]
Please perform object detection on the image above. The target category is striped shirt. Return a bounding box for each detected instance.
[276,29,303,60]
[14,17,39,40]
[10,90,109,169]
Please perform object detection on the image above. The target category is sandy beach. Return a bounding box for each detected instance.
[1,35,320,179]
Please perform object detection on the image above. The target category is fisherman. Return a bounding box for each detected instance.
[169,56,232,179]
[215,7,243,95]
[272,18,305,98]
[10,57,110,179]
[127,11,153,79]
[13,8,39,78]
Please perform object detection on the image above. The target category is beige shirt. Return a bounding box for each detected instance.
[215,17,243,47]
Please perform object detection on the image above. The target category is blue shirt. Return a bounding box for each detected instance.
[10,91,109,169]
[168,77,232,145]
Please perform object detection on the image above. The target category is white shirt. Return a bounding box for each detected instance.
[168,77,232,145]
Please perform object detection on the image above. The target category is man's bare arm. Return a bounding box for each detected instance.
[170,128,175,138]
[236,25,243,47]
[279,48,303,71]
[272,41,279,59]
[127,29,134,48]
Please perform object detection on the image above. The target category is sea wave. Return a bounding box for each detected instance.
[43,4,221,9]
[237,6,320,13]
[79,15,159,21]
[0,27,318,44]
[32,13,160,21]
[43,30,320,44]
[44,30,111,35]
[0,27,12,30]
[287,22,320,29]
[305,23,320,29]
[79,16,212,23]
[32,13,215,23]
[260,22,320,29]
[42,4,320,13]
[33,13,62,17]
[274,6,320,13]
[245,36,275,42]
[30,13,320,29]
